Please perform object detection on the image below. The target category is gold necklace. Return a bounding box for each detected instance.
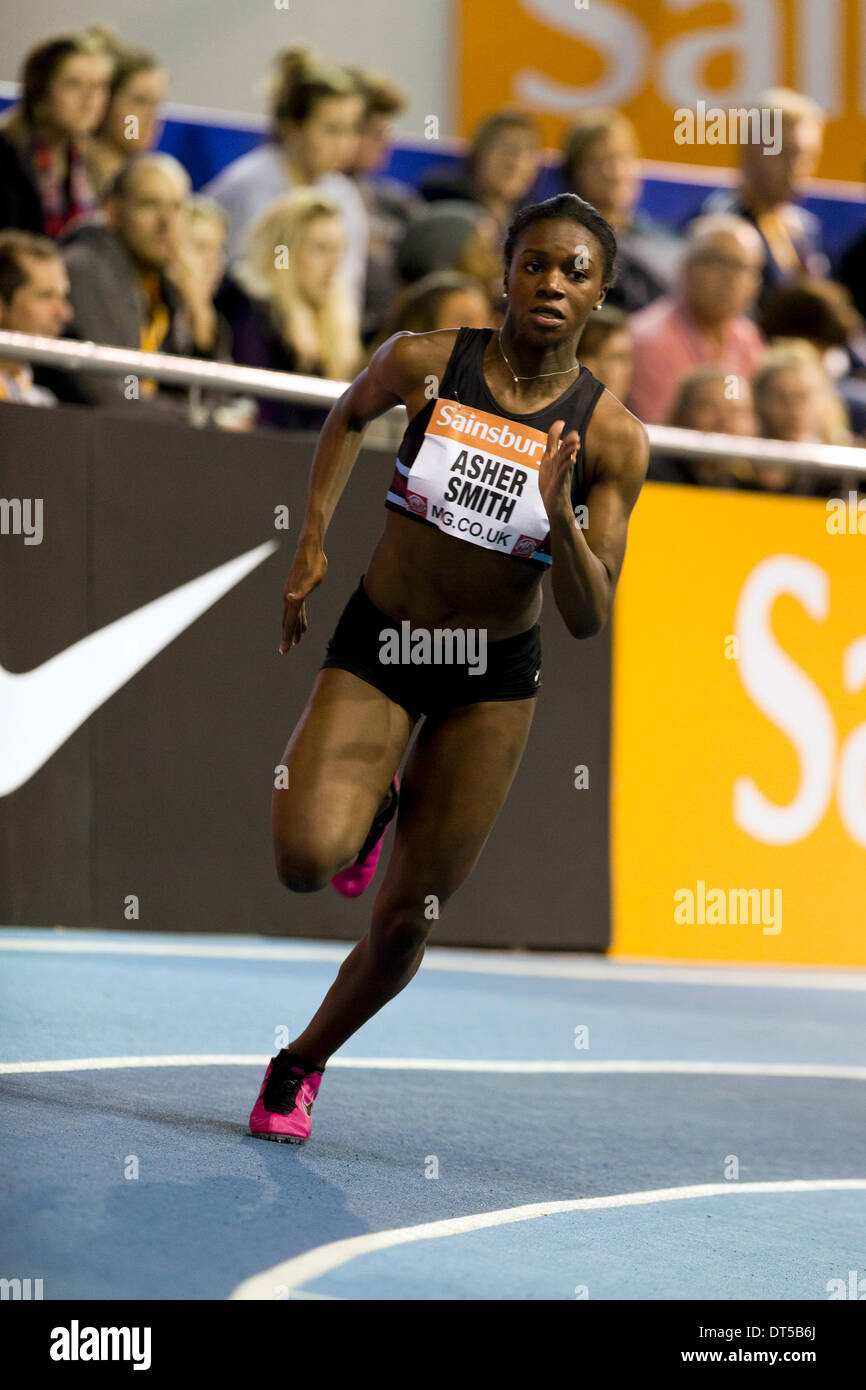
[497,331,581,386]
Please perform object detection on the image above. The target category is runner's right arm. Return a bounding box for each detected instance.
[279,331,456,652]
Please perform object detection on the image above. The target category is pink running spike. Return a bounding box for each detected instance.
[249,1054,324,1143]
[331,773,399,899]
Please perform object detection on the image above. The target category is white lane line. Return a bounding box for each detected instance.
[228,1179,866,1300]
[0,938,351,963]
[1,933,865,991]
[3,1056,866,1079]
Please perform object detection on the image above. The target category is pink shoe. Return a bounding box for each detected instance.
[331,774,399,899]
[249,1050,325,1143]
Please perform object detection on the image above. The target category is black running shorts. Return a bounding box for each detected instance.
[319,574,542,722]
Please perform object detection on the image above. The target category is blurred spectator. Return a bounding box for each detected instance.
[758,276,866,436]
[627,214,766,424]
[396,200,502,318]
[0,33,112,236]
[83,27,168,199]
[745,343,851,494]
[418,110,543,245]
[182,196,228,302]
[672,367,757,437]
[649,366,756,487]
[368,269,492,356]
[760,277,865,371]
[202,47,368,311]
[838,220,866,320]
[577,305,633,402]
[181,196,256,432]
[0,229,72,404]
[699,88,829,307]
[225,188,362,431]
[345,66,423,343]
[754,341,850,444]
[562,109,682,313]
[44,153,231,407]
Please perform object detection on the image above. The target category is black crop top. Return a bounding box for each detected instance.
[384,326,606,571]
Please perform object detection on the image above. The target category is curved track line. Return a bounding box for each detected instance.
[1,933,864,990]
[3,1055,866,1079]
[228,1179,866,1300]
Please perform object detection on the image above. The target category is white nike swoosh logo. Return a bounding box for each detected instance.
[0,539,278,797]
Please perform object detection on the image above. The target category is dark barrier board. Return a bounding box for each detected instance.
[0,401,610,948]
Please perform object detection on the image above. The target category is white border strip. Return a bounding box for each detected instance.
[3,1056,865,1079]
[2,932,865,989]
[228,1179,866,1299]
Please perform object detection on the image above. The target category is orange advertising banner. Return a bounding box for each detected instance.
[610,480,866,966]
[458,0,866,184]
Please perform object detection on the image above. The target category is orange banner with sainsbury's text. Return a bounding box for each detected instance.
[458,0,866,184]
[611,480,866,966]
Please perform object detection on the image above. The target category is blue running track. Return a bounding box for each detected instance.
[2,927,865,1300]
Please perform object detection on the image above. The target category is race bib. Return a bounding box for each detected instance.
[402,399,551,559]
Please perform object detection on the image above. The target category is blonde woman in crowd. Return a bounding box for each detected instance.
[746,341,852,494]
[180,195,256,432]
[227,188,362,431]
[181,196,229,305]
[755,341,851,446]
[203,48,368,310]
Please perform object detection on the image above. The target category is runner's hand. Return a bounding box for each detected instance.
[279,540,328,653]
[538,418,580,519]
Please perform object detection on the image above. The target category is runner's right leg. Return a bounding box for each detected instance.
[271,666,417,894]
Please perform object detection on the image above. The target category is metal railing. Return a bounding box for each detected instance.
[1,330,864,477]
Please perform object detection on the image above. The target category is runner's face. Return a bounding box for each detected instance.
[506,219,606,343]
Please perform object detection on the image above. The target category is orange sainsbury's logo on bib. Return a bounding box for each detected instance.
[428,400,547,468]
[399,398,554,559]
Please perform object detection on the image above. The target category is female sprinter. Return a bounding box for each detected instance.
[249,192,649,1142]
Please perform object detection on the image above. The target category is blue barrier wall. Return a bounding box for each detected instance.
[2,96,865,260]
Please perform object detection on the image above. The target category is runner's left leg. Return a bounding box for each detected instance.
[285,695,537,1066]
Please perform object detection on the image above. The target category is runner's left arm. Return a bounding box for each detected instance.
[544,393,649,639]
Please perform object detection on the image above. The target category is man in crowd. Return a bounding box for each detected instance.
[627,214,766,425]
[46,151,231,406]
[698,87,829,306]
[0,228,71,404]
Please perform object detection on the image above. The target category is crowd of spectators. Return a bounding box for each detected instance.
[1,29,865,495]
